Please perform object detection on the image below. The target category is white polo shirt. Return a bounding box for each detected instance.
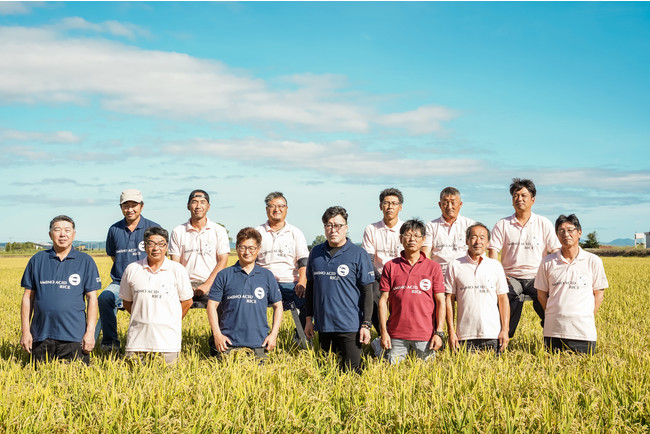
[534,248,608,341]
[445,254,509,341]
[255,221,309,283]
[361,219,404,274]
[119,258,193,353]
[168,219,230,283]
[489,212,561,279]
[423,215,475,269]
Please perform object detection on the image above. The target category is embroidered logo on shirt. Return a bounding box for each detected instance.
[419,279,431,291]
[69,274,81,286]
[337,264,349,277]
[254,287,265,299]
[138,241,145,251]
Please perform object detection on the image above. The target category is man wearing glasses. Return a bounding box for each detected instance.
[535,214,607,354]
[169,190,230,308]
[304,206,375,372]
[378,219,446,363]
[255,192,310,346]
[119,227,193,365]
[421,187,475,275]
[361,188,405,355]
[207,227,283,360]
[98,189,159,352]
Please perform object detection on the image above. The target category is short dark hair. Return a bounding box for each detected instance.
[236,227,262,246]
[322,206,348,224]
[188,189,210,205]
[466,222,491,242]
[399,218,426,238]
[439,187,461,201]
[49,215,75,231]
[265,192,287,206]
[144,226,169,244]
[555,214,582,232]
[379,188,403,204]
[509,178,537,198]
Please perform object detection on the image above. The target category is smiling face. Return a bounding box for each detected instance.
[236,237,260,266]
[266,197,288,224]
[188,195,210,220]
[557,222,582,249]
[144,234,168,263]
[466,225,489,259]
[380,195,402,222]
[324,215,348,247]
[121,201,143,224]
[49,220,76,252]
[511,188,535,213]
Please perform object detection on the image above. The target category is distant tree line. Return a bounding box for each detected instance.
[4,242,37,252]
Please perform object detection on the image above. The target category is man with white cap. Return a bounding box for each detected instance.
[97,189,159,352]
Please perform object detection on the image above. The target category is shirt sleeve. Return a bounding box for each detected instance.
[168,226,181,257]
[216,225,231,256]
[20,256,36,290]
[488,220,504,252]
[209,270,225,302]
[105,227,116,257]
[361,225,375,256]
[379,261,391,293]
[295,228,310,262]
[591,256,609,290]
[118,266,133,301]
[306,250,314,280]
[356,249,376,286]
[84,255,102,293]
[533,260,550,293]
[422,221,434,247]
[444,261,455,294]
[495,263,509,295]
[432,261,445,294]
[177,266,194,301]
[267,274,282,304]
[543,218,562,252]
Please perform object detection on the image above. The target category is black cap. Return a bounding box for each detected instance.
[188,189,210,204]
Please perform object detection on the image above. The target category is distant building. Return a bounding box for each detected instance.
[635,233,648,248]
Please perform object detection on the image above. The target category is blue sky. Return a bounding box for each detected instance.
[1,1,649,245]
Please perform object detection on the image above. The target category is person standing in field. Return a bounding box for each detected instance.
[254,192,310,347]
[361,187,405,356]
[207,227,283,360]
[488,178,560,338]
[446,223,510,353]
[98,189,159,352]
[169,189,230,308]
[304,206,375,372]
[421,187,476,275]
[119,227,193,365]
[20,215,101,364]
[534,214,608,354]
[378,219,445,364]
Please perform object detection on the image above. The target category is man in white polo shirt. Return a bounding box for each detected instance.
[169,190,230,308]
[535,214,607,354]
[422,187,475,275]
[361,187,404,355]
[255,192,310,346]
[488,178,560,338]
[446,223,510,353]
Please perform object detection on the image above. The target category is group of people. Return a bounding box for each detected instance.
[19,179,608,371]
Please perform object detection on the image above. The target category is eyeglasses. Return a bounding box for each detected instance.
[324,223,346,232]
[237,245,259,253]
[381,201,401,207]
[401,233,423,240]
[145,241,167,249]
[558,228,578,235]
[266,204,287,210]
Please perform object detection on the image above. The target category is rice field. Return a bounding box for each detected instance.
[0,255,648,432]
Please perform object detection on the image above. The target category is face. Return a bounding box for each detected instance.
[380,195,402,221]
[557,222,582,249]
[438,194,462,222]
[144,234,168,262]
[236,238,260,264]
[266,197,288,224]
[188,195,210,220]
[49,220,76,251]
[400,228,425,253]
[121,201,143,223]
[466,226,489,258]
[324,215,348,247]
[511,188,535,212]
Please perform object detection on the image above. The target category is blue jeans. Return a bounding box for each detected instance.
[97,282,122,347]
[279,282,306,329]
[385,338,435,364]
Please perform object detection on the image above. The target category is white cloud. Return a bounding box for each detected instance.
[0,2,30,15]
[55,17,150,40]
[0,22,454,135]
[0,128,82,144]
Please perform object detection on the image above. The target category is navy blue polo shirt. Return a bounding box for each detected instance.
[106,216,159,283]
[209,262,282,348]
[307,239,375,333]
[21,248,102,342]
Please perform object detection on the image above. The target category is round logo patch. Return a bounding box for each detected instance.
[419,279,431,291]
[69,274,81,286]
[254,287,265,300]
[337,264,349,277]
[138,241,145,251]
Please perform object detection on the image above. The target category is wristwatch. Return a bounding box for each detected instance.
[434,331,445,340]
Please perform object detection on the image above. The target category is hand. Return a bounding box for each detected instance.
[262,333,278,351]
[213,332,231,352]
[380,333,391,350]
[448,331,460,352]
[304,321,314,339]
[294,282,306,298]
[195,283,210,297]
[20,331,33,354]
[81,331,96,354]
[430,334,443,351]
[359,327,371,345]
[498,329,509,352]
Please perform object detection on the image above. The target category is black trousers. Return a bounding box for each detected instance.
[544,337,596,354]
[461,339,501,354]
[319,331,363,373]
[507,277,545,338]
[32,339,89,365]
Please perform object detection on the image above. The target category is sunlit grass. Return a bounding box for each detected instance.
[0,256,649,431]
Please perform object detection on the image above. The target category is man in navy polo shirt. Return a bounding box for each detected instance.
[98,189,159,352]
[304,206,375,372]
[20,215,101,364]
[207,227,283,359]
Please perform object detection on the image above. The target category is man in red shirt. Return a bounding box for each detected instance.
[378,219,446,364]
